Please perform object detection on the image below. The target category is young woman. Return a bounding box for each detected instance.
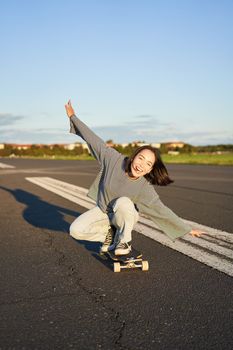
[65,100,203,255]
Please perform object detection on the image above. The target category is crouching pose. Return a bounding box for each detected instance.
[65,100,203,255]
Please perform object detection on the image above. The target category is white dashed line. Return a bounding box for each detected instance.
[0,162,15,168]
[26,176,233,277]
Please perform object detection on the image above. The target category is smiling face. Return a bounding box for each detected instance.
[130,149,156,179]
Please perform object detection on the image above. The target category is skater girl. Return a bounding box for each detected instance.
[65,100,203,255]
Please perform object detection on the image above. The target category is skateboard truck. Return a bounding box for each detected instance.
[104,247,149,272]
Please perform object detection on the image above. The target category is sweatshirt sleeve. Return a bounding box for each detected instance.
[69,114,118,164]
[137,196,192,241]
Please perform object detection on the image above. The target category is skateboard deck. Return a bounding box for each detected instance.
[105,247,149,272]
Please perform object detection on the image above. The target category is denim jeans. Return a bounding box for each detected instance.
[69,197,139,244]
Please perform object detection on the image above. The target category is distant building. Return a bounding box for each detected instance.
[0,143,5,149]
[131,141,161,149]
[8,144,32,150]
[63,142,90,153]
[150,143,161,149]
[131,141,147,147]
[63,142,84,150]
[120,143,129,148]
[64,143,75,150]
[165,142,185,149]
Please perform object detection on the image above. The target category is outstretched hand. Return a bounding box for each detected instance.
[65,99,76,118]
[190,229,205,238]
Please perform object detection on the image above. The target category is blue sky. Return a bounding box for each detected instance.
[0,0,232,145]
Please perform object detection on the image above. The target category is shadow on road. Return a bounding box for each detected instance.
[71,238,102,254]
[0,185,79,233]
[0,185,101,253]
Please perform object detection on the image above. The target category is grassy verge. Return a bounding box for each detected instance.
[4,154,95,161]
[50,152,233,165]
[48,154,95,160]
[3,153,233,165]
[162,153,233,165]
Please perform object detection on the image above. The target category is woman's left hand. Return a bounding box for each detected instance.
[65,99,76,118]
[190,229,205,237]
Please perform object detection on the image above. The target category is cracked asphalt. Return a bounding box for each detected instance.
[0,158,232,350]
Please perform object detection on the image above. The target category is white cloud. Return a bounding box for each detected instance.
[0,113,25,126]
[0,114,232,145]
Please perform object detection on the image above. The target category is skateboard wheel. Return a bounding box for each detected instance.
[114,262,121,273]
[142,260,149,271]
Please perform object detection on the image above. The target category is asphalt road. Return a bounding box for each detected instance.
[0,158,232,350]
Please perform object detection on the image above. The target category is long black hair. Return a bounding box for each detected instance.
[125,145,174,186]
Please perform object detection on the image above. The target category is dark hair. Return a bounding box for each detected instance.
[125,145,174,186]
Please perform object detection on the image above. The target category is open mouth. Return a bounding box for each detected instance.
[134,166,143,174]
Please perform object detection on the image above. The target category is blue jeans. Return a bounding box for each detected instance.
[69,197,139,244]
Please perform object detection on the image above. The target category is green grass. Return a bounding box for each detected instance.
[8,154,95,161]
[49,154,94,160]
[162,153,233,165]
[4,152,233,165]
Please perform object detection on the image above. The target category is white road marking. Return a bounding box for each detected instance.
[26,176,233,277]
[0,162,15,169]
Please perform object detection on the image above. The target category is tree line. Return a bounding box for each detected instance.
[0,144,89,157]
[0,142,232,158]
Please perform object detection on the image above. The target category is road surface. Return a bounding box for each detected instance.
[0,158,232,350]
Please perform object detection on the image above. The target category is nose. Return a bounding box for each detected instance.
[139,160,146,169]
[140,159,150,170]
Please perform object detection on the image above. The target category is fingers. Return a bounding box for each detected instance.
[65,100,72,113]
[65,99,75,117]
[192,232,201,237]
[190,229,206,237]
[65,99,71,108]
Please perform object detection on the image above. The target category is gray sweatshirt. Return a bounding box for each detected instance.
[69,115,192,240]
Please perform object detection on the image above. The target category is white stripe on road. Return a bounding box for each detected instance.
[26,176,233,277]
[27,176,94,209]
[0,162,15,168]
[136,217,233,277]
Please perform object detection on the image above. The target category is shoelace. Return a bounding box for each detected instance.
[116,242,128,249]
[104,229,113,245]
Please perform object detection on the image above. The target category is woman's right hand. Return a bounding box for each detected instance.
[65,99,76,118]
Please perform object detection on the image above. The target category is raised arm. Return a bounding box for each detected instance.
[65,100,117,164]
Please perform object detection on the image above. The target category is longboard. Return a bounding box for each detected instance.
[105,247,149,272]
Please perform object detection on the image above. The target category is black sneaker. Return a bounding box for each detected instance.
[114,241,132,255]
[100,226,116,253]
